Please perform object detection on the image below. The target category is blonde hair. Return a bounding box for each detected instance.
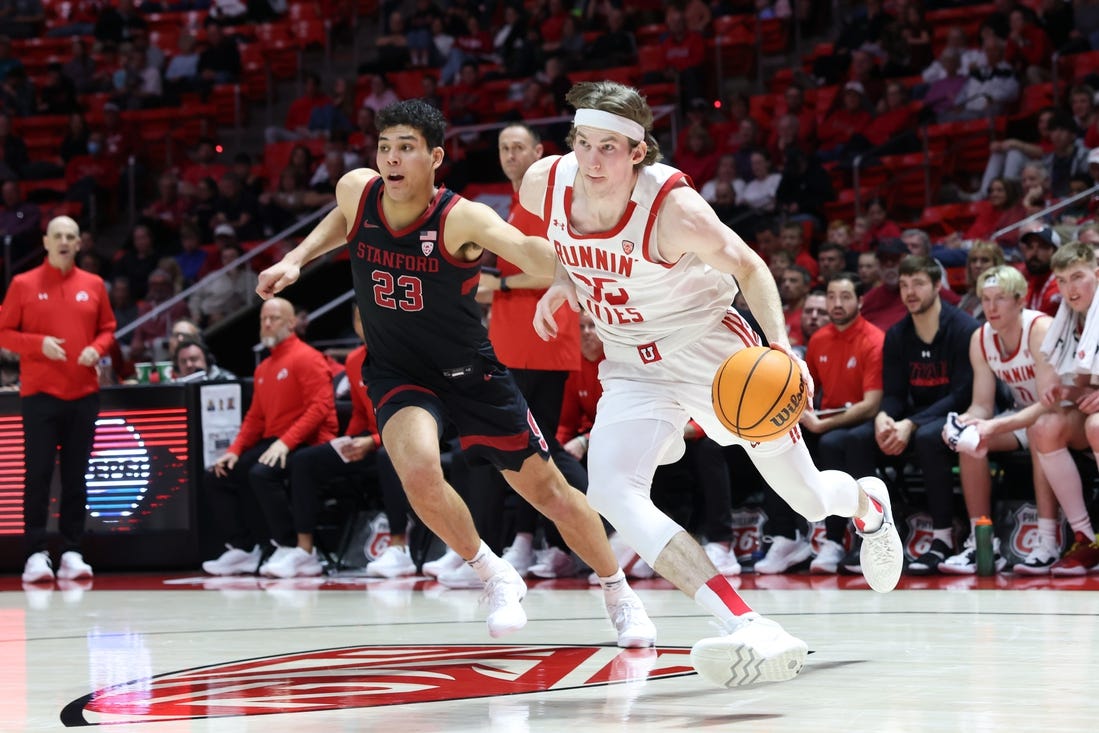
[976,265,1026,299]
[1051,241,1096,272]
[565,81,662,166]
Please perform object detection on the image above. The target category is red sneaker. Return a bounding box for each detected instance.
[1050,532,1099,577]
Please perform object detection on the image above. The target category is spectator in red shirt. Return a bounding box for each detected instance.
[780,264,812,347]
[656,4,706,109]
[675,123,721,187]
[1019,225,1062,316]
[202,298,339,576]
[0,216,116,584]
[817,81,873,160]
[180,138,228,197]
[264,71,330,145]
[1005,8,1052,84]
[963,177,1026,247]
[857,198,902,252]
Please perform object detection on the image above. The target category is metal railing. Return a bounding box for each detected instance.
[991,183,1099,243]
[114,202,336,344]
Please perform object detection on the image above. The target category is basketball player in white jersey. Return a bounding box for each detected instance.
[524,81,904,688]
[939,266,1064,574]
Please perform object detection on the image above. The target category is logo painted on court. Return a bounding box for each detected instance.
[62,644,694,725]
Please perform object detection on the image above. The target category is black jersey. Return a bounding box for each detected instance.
[347,176,492,389]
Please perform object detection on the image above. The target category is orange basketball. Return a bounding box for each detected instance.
[712,346,806,442]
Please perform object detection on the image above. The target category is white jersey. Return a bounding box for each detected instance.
[979,308,1044,407]
[542,153,738,366]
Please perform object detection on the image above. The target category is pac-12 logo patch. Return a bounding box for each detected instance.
[62,644,694,725]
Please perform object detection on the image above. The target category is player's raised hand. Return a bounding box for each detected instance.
[256,261,301,300]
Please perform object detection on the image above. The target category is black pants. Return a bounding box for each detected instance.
[206,438,288,550]
[461,368,589,553]
[22,392,99,557]
[280,441,409,543]
[847,416,956,529]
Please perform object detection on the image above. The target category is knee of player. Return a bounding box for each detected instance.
[396,462,447,496]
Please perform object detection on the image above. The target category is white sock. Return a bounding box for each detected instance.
[1037,517,1059,551]
[1037,449,1094,541]
[932,528,954,548]
[854,488,884,533]
[598,568,629,600]
[510,532,533,555]
[468,540,508,583]
[693,575,756,627]
[969,517,978,538]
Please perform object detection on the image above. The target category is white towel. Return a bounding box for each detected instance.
[1040,294,1099,377]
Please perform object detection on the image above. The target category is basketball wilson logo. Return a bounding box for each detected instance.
[768,386,803,427]
[62,645,694,725]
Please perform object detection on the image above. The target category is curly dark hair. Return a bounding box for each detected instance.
[376,99,447,150]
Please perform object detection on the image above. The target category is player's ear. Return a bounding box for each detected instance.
[631,141,646,164]
[431,145,445,170]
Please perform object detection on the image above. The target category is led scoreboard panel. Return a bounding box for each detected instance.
[0,384,206,570]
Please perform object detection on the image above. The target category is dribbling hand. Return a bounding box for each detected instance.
[256,262,301,300]
[769,342,814,402]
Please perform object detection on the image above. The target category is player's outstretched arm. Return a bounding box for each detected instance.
[256,169,378,299]
[450,197,558,278]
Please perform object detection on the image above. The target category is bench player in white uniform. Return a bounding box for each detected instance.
[940,266,1064,573]
[525,81,904,688]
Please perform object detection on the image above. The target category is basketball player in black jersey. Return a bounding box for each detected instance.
[256,99,655,647]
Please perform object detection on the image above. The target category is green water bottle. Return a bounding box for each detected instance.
[975,516,994,576]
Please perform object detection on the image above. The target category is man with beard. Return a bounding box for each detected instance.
[860,237,960,332]
[1019,226,1062,316]
[846,256,978,574]
[755,273,886,575]
[201,298,339,576]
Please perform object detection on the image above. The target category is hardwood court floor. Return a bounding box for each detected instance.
[2,573,1096,731]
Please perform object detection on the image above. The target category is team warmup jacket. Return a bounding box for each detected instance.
[228,333,338,454]
[0,262,115,400]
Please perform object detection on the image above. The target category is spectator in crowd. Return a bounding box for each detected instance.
[939,265,1058,574]
[587,7,636,68]
[38,62,78,115]
[108,275,138,337]
[180,138,228,196]
[202,298,339,576]
[729,150,781,226]
[211,174,261,241]
[61,36,97,94]
[171,336,237,382]
[93,0,146,47]
[264,71,328,144]
[0,0,43,40]
[955,240,1005,321]
[0,179,41,260]
[779,221,820,280]
[964,177,1026,248]
[128,268,191,362]
[163,33,201,98]
[922,47,969,121]
[1019,225,1062,316]
[942,35,1018,121]
[655,4,706,109]
[1004,7,1052,84]
[700,153,737,206]
[112,46,162,110]
[361,73,400,115]
[853,256,978,574]
[1028,242,1099,574]
[921,27,984,84]
[1,65,37,117]
[857,198,902,251]
[775,148,834,229]
[817,82,872,160]
[188,238,257,327]
[0,110,28,179]
[780,264,812,348]
[816,242,848,286]
[143,172,189,239]
[861,236,961,332]
[112,224,161,301]
[197,19,241,85]
[1,216,115,584]
[858,250,882,292]
[1043,112,1090,199]
[59,111,89,163]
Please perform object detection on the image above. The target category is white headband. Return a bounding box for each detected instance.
[573,108,646,141]
[982,275,999,288]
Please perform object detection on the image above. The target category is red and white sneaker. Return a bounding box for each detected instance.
[1050,532,1099,576]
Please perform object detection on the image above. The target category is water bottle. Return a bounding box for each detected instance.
[975,516,994,576]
